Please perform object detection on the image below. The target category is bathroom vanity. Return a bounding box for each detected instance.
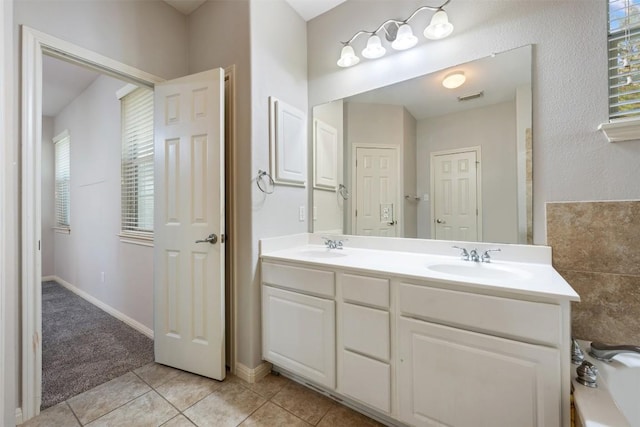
[260,233,579,427]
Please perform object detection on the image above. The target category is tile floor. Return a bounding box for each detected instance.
[22,363,384,426]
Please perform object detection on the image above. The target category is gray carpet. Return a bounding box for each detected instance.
[42,280,154,409]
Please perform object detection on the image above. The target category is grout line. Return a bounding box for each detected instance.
[78,386,152,425]
[65,401,83,426]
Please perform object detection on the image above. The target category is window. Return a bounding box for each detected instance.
[121,87,154,236]
[608,0,640,119]
[54,130,70,229]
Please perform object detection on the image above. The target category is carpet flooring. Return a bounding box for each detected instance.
[41,281,154,409]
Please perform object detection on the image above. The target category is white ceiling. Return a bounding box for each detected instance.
[344,47,531,120]
[42,55,102,117]
[284,0,348,21]
[162,0,346,20]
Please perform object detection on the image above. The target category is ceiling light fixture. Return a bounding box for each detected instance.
[336,0,454,68]
[442,71,465,89]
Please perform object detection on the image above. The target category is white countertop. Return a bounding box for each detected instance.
[260,234,580,303]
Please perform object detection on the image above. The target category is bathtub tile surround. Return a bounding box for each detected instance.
[547,200,640,346]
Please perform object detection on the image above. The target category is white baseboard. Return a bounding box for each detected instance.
[52,276,154,339]
[41,275,55,282]
[236,361,272,384]
[15,407,23,425]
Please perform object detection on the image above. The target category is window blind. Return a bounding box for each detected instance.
[54,131,71,228]
[121,87,154,235]
[608,0,640,119]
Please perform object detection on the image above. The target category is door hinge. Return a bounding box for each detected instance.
[355,209,358,217]
[476,208,479,215]
[38,240,41,251]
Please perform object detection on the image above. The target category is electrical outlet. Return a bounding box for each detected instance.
[299,206,305,222]
[100,272,105,283]
[423,193,430,202]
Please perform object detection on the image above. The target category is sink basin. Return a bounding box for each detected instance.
[298,249,347,259]
[427,261,532,281]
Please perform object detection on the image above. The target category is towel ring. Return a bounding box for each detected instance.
[257,169,275,194]
[338,184,349,200]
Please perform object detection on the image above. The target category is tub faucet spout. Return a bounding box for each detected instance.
[589,341,640,362]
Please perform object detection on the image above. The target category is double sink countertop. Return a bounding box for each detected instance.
[260,233,580,303]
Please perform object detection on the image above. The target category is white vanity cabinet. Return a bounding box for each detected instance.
[397,281,563,426]
[261,262,336,388]
[259,238,578,427]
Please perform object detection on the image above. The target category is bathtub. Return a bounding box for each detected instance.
[572,340,640,427]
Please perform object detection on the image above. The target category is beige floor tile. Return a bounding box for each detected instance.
[183,382,266,427]
[86,391,178,427]
[160,414,196,426]
[239,401,310,427]
[155,370,222,411]
[21,402,80,427]
[245,373,290,399]
[68,372,151,424]
[317,404,384,427]
[134,362,183,388]
[271,382,335,425]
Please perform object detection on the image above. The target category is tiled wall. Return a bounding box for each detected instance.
[547,201,640,345]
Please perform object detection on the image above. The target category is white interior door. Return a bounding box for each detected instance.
[355,147,399,237]
[154,69,225,380]
[432,149,479,241]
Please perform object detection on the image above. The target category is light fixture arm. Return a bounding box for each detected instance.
[340,0,451,45]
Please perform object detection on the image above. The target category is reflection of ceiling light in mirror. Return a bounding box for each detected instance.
[442,71,466,89]
[337,45,360,68]
[392,24,418,50]
[362,35,386,59]
[424,9,454,40]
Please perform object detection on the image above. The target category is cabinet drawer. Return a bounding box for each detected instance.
[341,350,390,413]
[342,273,389,308]
[262,262,335,298]
[398,282,561,346]
[342,303,389,361]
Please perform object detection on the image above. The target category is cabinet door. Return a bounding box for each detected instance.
[398,317,560,427]
[262,286,335,388]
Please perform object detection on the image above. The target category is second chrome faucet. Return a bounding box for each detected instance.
[453,246,501,263]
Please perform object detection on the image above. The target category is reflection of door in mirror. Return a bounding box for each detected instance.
[431,147,480,242]
[311,45,533,244]
[354,147,399,237]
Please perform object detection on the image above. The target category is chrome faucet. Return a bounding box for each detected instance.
[481,248,501,263]
[589,341,640,362]
[576,361,598,388]
[452,246,470,261]
[571,339,585,365]
[469,249,480,262]
[322,236,345,250]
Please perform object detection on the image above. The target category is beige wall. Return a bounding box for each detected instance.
[41,117,55,277]
[403,109,417,238]
[417,101,518,243]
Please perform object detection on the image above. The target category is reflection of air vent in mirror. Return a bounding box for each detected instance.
[457,91,484,102]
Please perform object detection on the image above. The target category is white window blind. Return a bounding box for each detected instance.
[54,131,71,228]
[121,87,154,235]
[608,0,640,119]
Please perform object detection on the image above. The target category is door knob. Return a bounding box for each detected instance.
[436,219,446,224]
[195,233,218,244]
[387,220,397,226]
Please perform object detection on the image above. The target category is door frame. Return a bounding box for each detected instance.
[350,144,403,237]
[21,26,237,421]
[429,146,483,241]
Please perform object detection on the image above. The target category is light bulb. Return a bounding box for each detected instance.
[442,71,466,89]
[424,10,454,40]
[391,24,418,51]
[362,35,386,59]
[337,45,360,68]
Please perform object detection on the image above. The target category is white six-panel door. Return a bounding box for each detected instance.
[355,147,399,237]
[153,69,225,380]
[432,149,480,241]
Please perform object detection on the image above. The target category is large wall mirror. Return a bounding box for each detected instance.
[311,45,532,244]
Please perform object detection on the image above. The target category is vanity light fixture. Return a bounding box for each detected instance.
[442,71,465,89]
[337,0,454,68]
